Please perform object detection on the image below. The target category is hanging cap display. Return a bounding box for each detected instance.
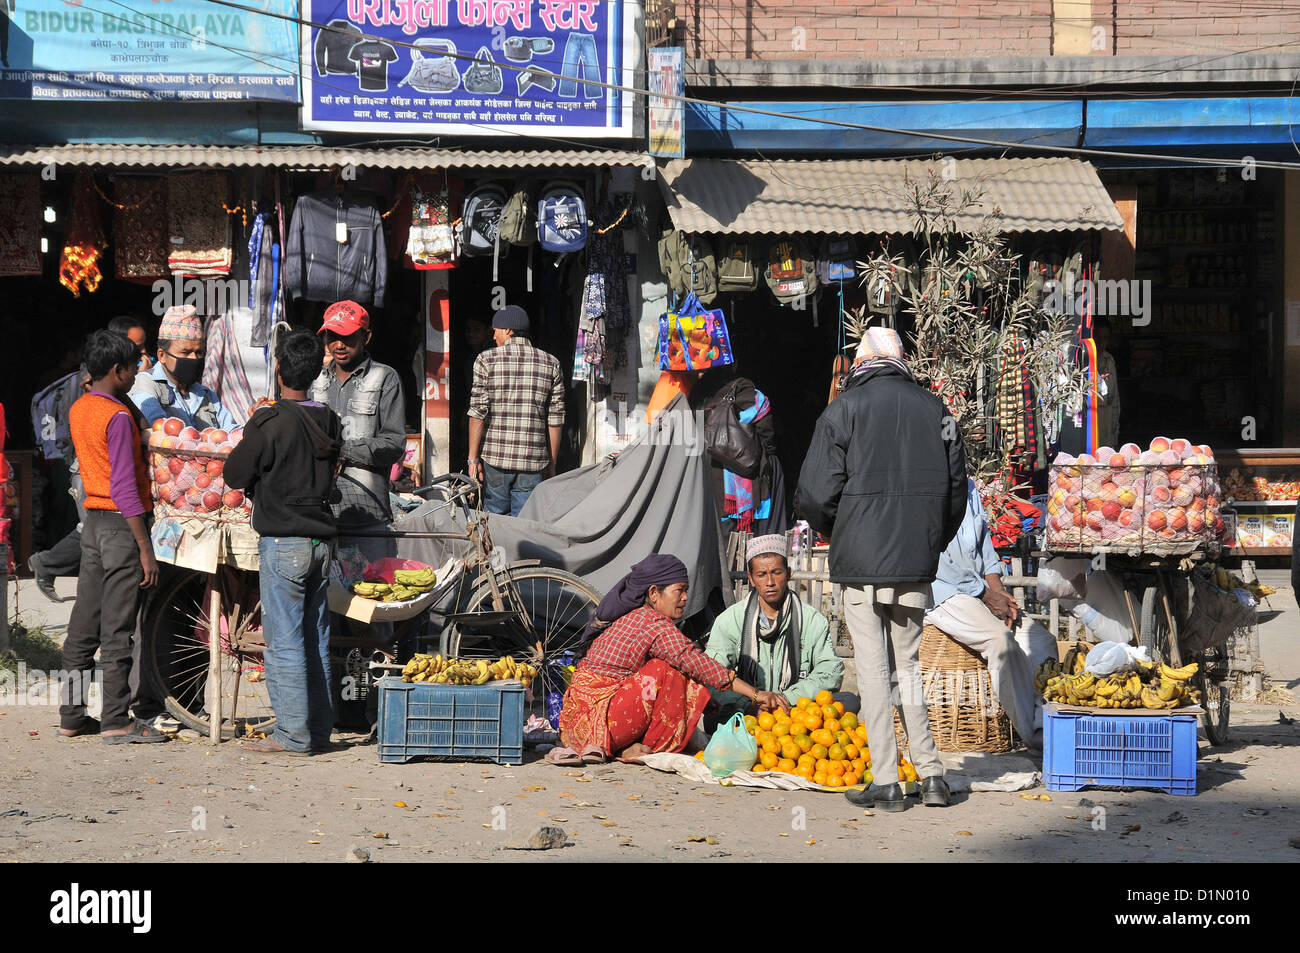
[319,300,370,336]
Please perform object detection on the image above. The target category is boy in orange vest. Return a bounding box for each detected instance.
[58,330,167,744]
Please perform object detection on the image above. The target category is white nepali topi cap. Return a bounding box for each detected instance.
[746,534,788,564]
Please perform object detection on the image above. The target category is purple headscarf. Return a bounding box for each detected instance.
[582,554,689,640]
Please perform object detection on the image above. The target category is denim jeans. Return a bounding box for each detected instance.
[558,31,601,99]
[258,536,333,752]
[482,461,544,517]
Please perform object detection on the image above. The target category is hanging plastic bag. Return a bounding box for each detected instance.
[701,712,758,779]
[1068,570,1133,643]
[1035,556,1089,602]
[658,291,735,371]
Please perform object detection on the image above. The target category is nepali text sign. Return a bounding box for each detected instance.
[0,0,299,102]
[301,0,636,137]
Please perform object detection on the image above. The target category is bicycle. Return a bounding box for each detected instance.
[142,473,601,739]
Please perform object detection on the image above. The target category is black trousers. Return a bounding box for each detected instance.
[60,511,145,730]
[38,527,84,577]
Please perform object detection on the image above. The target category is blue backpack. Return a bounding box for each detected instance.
[536,183,587,253]
[30,369,84,461]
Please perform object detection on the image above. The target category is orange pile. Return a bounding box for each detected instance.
[745,690,886,788]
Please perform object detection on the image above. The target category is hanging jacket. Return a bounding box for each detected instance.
[315,20,362,75]
[795,363,968,585]
[284,190,388,308]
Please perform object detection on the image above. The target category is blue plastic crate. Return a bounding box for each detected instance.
[1043,707,1198,796]
[377,678,525,765]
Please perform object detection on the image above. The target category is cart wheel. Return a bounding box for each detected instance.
[1194,649,1231,746]
[142,568,277,739]
[1138,585,1170,663]
[441,567,600,710]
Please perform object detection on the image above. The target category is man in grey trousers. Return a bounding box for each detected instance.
[796,328,968,812]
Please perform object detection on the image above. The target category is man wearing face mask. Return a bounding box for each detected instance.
[130,306,237,432]
[310,299,405,534]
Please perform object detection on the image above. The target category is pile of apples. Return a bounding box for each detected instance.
[1046,436,1226,550]
[148,417,250,518]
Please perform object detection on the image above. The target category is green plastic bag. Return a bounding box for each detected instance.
[702,712,758,778]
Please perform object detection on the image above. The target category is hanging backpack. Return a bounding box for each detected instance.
[536,183,588,253]
[658,228,689,296]
[817,235,857,284]
[458,184,508,258]
[497,181,535,247]
[716,237,757,294]
[764,236,818,305]
[681,234,718,305]
[30,369,85,461]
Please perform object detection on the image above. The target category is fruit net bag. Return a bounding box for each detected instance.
[148,423,251,525]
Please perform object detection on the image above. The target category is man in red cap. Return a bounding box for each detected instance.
[309,300,405,535]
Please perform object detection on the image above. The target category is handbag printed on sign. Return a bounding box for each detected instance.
[464,46,504,95]
[399,38,461,93]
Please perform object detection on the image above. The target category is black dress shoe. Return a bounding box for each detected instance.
[28,554,61,603]
[844,782,907,812]
[921,775,951,807]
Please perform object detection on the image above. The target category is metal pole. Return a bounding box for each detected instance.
[208,588,222,745]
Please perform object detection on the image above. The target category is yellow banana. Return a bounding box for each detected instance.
[1160,662,1197,682]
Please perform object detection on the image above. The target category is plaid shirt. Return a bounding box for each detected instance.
[468,337,566,472]
[580,606,732,691]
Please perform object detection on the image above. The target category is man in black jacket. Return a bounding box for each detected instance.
[797,328,967,811]
[225,331,342,756]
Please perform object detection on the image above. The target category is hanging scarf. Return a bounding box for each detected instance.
[722,389,771,532]
[849,355,915,383]
[1082,337,1100,454]
[737,589,802,693]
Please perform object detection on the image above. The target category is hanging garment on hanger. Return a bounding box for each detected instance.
[113,177,168,279]
[0,172,41,276]
[284,189,387,306]
[249,215,275,347]
[202,308,257,425]
[167,173,232,276]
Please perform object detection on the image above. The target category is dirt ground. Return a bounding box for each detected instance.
[3,575,1298,863]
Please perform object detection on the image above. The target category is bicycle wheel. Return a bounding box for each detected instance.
[1194,649,1231,746]
[441,567,600,704]
[1138,584,1170,662]
[143,569,277,739]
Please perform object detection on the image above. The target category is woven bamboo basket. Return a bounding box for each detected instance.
[893,625,1013,754]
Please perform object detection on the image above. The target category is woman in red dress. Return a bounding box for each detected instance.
[555,554,780,763]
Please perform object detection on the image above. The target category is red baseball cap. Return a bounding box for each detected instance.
[319,300,370,336]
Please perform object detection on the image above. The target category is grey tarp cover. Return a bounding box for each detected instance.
[391,395,722,618]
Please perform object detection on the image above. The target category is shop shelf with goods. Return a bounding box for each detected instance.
[1216,449,1298,559]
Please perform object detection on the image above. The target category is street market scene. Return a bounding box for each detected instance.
[0,0,1297,890]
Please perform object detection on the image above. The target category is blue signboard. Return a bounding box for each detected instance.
[0,0,299,101]
[301,0,636,137]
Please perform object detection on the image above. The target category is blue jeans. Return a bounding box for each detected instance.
[558,32,601,99]
[482,462,543,517]
[258,537,333,752]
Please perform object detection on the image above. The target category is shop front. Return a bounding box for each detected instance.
[0,143,655,570]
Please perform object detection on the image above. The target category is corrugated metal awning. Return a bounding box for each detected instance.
[658,157,1124,233]
[0,144,653,171]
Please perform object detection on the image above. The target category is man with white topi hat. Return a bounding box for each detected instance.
[704,533,849,721]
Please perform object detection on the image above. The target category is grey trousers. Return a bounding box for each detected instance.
[844,586,944,786]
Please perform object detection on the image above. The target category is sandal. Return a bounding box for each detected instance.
[58,718,101,738]
[580,744,608,765]
[544,746,583,766]
[102,720,171,745]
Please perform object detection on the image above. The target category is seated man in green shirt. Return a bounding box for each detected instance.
[705,535,852,721]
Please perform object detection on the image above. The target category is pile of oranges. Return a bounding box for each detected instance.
[744,690,879,788]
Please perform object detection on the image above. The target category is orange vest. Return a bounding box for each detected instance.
[70,393,150,515]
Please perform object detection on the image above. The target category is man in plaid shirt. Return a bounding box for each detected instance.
[467,306,566,515]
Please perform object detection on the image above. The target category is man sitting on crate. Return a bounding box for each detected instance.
[704,534,853,721]
[226,331,343,756]
[923,479,1058,748]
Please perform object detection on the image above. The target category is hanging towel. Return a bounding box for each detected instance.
[202,309,257,424]
[167,173,232,277]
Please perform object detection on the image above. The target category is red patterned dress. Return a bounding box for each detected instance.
[559,606,733,755]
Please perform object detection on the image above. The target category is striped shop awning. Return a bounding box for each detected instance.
[657,156,1125,234]
[0,143,654,172]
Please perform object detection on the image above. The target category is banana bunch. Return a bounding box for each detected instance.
[401,654,541,687]
[1213,565,1276,601]
[486,655,539,687]
[351,570,437,603]
[1040,660,1200,709]
[1033,642,1088,693]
